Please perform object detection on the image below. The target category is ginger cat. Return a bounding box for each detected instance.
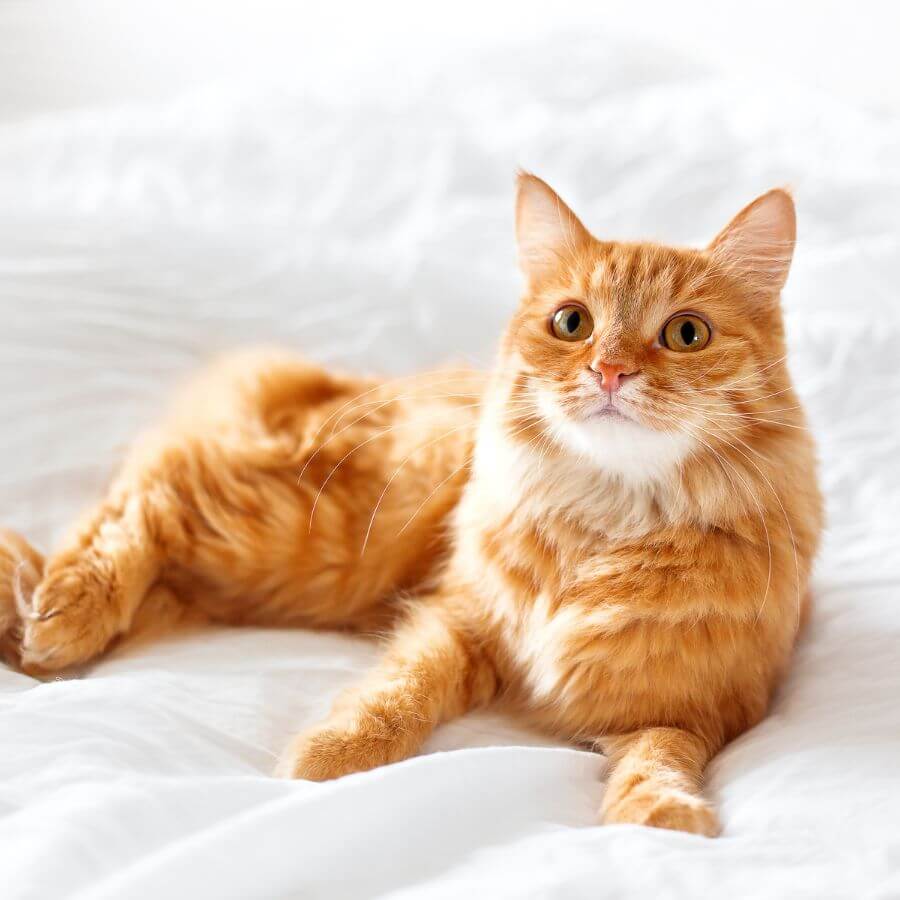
[0,174,822,836]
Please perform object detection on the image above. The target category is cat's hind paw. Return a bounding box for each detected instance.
[21,556,122,672]
[0,529,44,668]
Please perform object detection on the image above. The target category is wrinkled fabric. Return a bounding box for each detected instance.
[0,33,898,900]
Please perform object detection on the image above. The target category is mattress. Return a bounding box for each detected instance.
[1,31,899,900]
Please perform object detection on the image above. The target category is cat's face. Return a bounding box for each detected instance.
[502,174,796,482]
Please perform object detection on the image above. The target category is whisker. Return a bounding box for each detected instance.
[360,419,478,556]
[691,406,809,433]
[306,396,543,532]
[296,369,482,484]
[306,401,482,532]
[394,416,544,539]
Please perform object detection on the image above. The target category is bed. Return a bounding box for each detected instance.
[1,31,899,900]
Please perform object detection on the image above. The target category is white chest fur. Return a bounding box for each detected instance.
[460,413,683,542]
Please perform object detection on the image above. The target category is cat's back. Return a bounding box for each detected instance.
[159,347,485,450]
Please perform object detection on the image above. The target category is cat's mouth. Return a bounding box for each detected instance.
[535,388,647,435]
[585,401,636,424]
[590,406,629,421]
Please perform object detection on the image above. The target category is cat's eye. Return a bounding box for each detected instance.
[661,314,711,352]
[551,304,594,342]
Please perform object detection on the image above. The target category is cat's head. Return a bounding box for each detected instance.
[499,173,797,482]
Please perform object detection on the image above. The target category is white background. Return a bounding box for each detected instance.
[1,4,899,899]
[2,0,900,120]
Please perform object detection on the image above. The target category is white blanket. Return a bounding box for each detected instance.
[1,32,899,900]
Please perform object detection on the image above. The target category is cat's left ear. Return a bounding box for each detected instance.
[708,189,796,297]
[516,172,592,283]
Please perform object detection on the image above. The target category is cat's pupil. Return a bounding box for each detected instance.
[567,311,581,333]
[680,321,696,345]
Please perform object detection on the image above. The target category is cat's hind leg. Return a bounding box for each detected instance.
[17,489,168,672]
[0,529,44,666]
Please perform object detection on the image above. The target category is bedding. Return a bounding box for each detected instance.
[1,32,899,900]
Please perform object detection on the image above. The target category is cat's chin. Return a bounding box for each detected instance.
[535,392,695,483]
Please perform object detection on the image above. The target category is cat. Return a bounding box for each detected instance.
[0,173,823,836]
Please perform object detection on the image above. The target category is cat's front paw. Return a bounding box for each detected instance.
[275,718,404,782]
[603,784,720,837]
[21,557,122,672]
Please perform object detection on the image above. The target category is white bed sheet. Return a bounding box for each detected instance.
[1,32,899,900]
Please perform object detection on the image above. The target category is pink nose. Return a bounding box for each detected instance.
[589,361,640,393]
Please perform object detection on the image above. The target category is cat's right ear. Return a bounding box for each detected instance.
[515,172,592,283]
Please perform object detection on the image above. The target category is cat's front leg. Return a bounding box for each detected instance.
[277,600,496,781]
[598,727,720,837]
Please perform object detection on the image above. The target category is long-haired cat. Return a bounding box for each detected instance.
[0,174,822,836]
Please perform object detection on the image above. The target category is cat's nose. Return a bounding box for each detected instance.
[589,361,640,393]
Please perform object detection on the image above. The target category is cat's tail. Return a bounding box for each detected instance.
[0,529,44,668]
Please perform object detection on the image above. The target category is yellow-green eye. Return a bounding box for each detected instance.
[661,314,711,352]
[551,305,593,342]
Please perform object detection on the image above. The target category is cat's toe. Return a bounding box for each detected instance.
[21,560,121,671]
[603,785,719,837]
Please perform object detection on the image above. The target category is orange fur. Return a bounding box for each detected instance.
[0,174,822,836]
